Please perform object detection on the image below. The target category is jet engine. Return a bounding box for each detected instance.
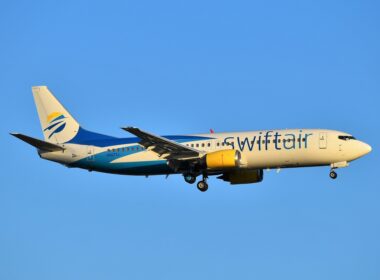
[201,150,242,169]
[217,169,264,185]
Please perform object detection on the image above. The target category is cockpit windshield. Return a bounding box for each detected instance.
[338,135,356,141]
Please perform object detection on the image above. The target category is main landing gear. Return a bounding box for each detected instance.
[197,179,208,192]
[197,174,208,192]
[329,170,338,179]
[184,174,196,184]
[183,173,209,192]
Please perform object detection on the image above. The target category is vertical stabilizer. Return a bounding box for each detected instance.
[32,86,80,143]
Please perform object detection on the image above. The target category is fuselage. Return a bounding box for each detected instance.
[40,128,371,176]
[13,86,373,191]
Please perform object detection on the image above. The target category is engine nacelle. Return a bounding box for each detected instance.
[202,150,242,170]
[218,169,264,185]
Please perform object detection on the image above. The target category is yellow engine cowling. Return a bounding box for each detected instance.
[218,169,264,185]
[204,150,242,169]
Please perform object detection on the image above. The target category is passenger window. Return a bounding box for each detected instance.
[202,143,205,147]
[196,144,199,147]
[191,144,194,147]
[207,143,211,147]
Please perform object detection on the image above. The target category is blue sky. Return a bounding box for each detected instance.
[1,0,379,279]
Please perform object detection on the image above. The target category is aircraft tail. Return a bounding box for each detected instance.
[32,86,80,144]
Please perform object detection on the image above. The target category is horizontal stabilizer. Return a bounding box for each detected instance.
[10,133,65,152]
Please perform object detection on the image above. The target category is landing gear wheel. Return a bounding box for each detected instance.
[184,174,196,184]
[329,170,338,179]
[197,181,208,192]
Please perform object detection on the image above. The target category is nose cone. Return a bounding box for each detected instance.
[359,141,372,157]
[365,143,372,154]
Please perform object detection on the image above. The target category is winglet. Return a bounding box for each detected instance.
[122,126,138,132]
[122,127,147,138]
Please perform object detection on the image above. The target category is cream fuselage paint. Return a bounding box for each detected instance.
[221,129,348,168]
[188,129,366,169]
[40,129,370,174]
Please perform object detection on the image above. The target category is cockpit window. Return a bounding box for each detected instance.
[338,135,356,141]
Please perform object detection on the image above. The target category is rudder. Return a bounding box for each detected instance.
[32,86,80,143]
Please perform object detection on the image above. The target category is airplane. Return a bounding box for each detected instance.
[11,86,372,192]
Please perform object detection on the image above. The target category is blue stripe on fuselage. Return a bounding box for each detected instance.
[66,127,214,147]
[69,146,172,175]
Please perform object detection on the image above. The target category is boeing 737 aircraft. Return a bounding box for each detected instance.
[12,86,372,192]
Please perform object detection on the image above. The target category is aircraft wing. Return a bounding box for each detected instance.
[122,127,201,159]
[10,133,65,152]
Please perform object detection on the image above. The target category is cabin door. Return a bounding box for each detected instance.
[319,132,327,149]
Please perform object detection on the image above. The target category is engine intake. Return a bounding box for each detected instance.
[202,150,242,170]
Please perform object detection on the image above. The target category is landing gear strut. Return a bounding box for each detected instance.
[329,170,338,179]
[197,174,209,192]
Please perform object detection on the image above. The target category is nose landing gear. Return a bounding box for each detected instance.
[329,162,348,180]
[329,170,338,179]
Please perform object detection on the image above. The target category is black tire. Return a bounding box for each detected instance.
[184,174,196,184]
[329,171,337,179]
[197,181,208,192]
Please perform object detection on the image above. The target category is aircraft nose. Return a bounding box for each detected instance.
[365,143,372,154]
[359,141,372,156]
